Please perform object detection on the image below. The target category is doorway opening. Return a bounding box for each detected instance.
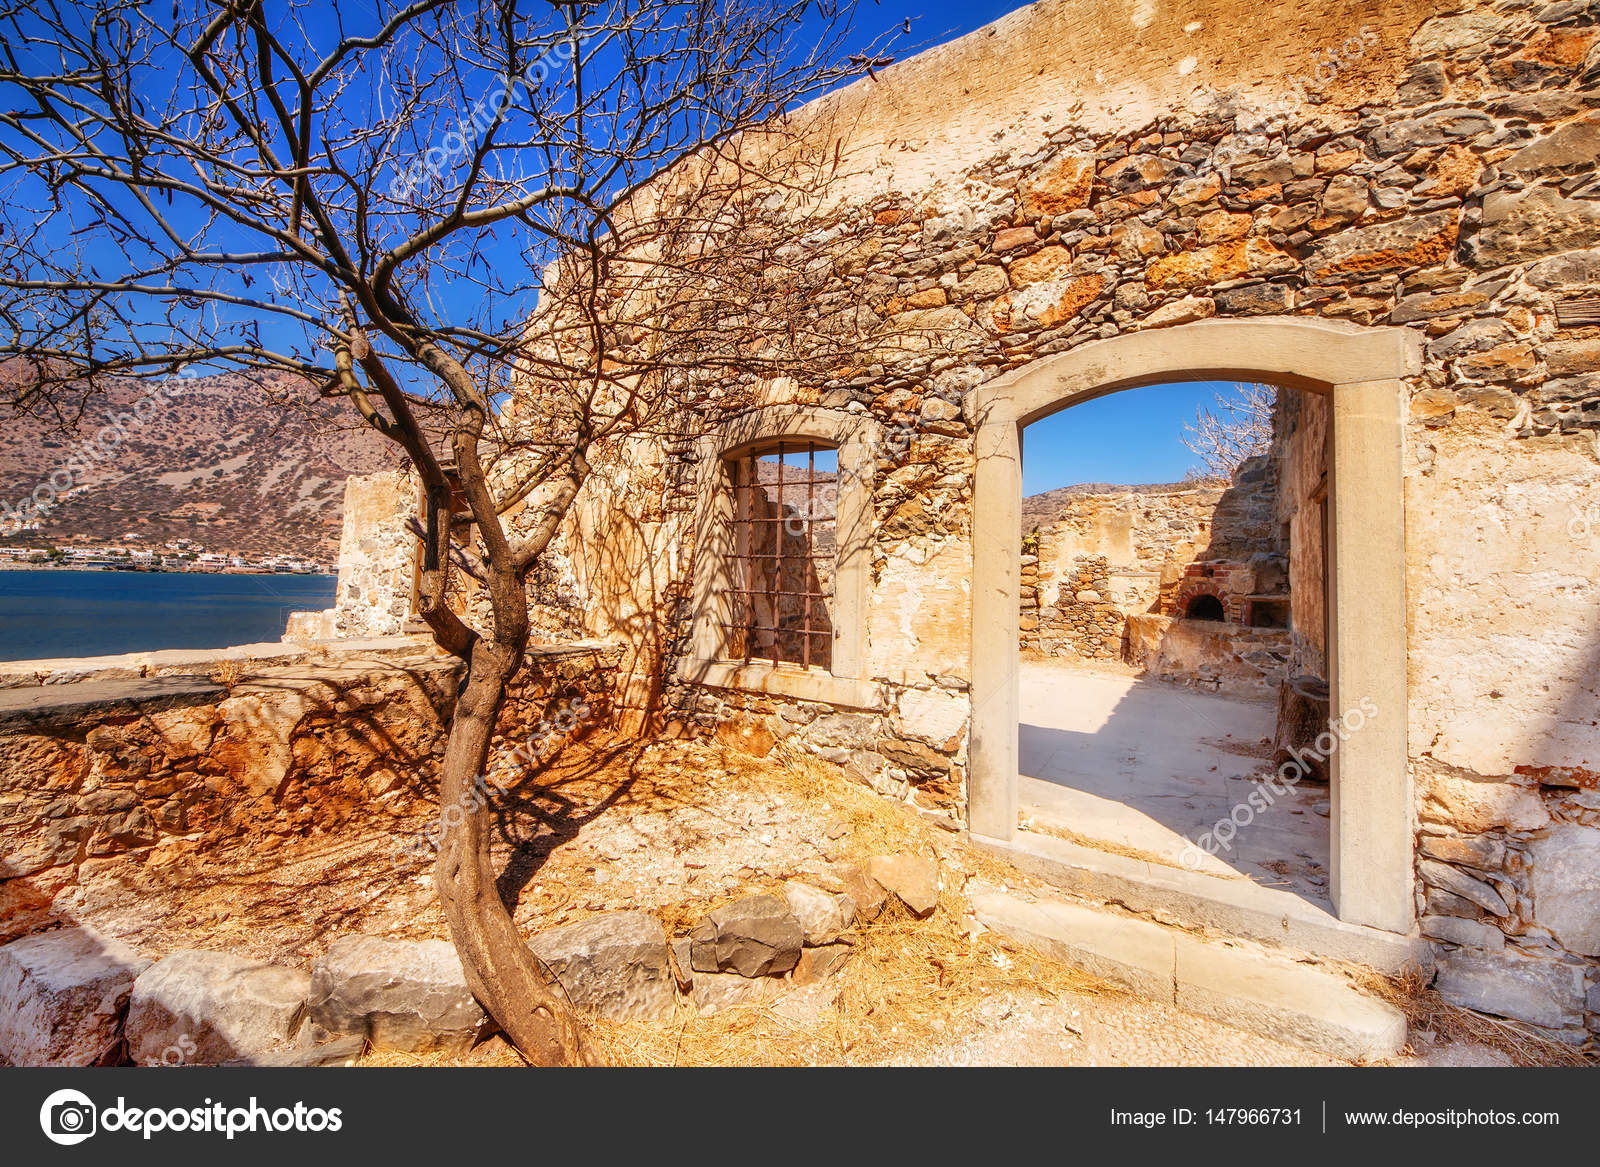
[1014,379,1335,908]
[964,319,1415,934]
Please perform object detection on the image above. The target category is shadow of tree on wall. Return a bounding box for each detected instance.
[0,648,641,1065]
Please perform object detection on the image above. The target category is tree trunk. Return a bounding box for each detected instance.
[434,638,588,1065]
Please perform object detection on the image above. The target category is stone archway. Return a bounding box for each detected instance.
[963,318,1420,934]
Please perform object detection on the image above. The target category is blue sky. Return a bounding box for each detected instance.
[1023,382,1248,493]
[9,0,1215,490]
[842,0,1026,57]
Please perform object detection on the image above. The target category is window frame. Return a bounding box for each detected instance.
[680,406,882,709]
[724,438,840,672]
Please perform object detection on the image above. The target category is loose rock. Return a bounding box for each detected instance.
[690,894,803,977]
[0,926,149,1066]
[308,936,492,1055]
[792,943,852,986]
[128,950,310,1066]
[692,969,779,1015]
[783,881,855,946]
[867,855,942,918]
[530,910,676,1021]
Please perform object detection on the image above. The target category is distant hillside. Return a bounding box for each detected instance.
[1021,478,1222,529]
[0,370,397,558]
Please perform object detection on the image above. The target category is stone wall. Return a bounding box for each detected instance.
[325,0,1600,1036]
[682,0,1600,1033]
[0,643,621,945]
[1028,554,1125,659]
[1273,389,1331,678]
[1126,614,1295,697]
[290,471,419,641]
[1420,769,1600,1042]
[1020,463,1284,665]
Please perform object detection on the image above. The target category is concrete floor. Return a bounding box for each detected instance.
[1018,660,1331,905]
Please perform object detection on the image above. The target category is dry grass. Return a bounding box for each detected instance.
[359,742,1111,1068]
[1362,968,1596,1068]
[571,744,1109,1067]
[583,896,1106,1068]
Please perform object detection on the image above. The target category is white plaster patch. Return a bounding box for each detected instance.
[1178,56,1198,76]
[896,688,969,748]
[1130,0,1157,30]
[870,541,970,681]
[1407,431,1600,776]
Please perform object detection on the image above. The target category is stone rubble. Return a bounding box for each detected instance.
[529,911,677,1022]
[866,855,942,919]
[782,880,856,946]
[690,894,805,978]
[308,936,494,1055]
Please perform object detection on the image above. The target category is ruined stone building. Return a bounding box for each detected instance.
[316,0,1600,1042]
[1020,455,1291,694]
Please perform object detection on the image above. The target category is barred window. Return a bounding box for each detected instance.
[723,440,838,669]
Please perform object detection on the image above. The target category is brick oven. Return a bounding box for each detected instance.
[1173,558,1290,629]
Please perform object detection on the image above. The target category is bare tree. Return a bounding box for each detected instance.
[1181,382,1277,481]
[0,0,891,1064]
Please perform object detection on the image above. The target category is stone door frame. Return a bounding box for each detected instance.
[962,318,1421,933]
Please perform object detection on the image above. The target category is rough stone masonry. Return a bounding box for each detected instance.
[324,0,1600,1044]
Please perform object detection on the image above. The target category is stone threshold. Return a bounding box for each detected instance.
[970,883,1408,1062]
[972,828,1433,976]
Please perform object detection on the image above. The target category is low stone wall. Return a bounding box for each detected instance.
[678,682,969,823]
[0,641,622,945]
[0,635,428,690]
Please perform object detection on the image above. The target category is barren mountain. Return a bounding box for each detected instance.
[0,370,397,559]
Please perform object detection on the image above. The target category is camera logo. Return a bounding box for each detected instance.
[40,1088,97,1146]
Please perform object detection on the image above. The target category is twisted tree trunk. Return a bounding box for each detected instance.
[433,637,588,1066]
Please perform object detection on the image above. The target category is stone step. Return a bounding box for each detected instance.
[973,829,1432,975]
[970,884,1408,1062]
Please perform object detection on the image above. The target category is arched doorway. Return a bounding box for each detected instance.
[963,319,1419,934]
